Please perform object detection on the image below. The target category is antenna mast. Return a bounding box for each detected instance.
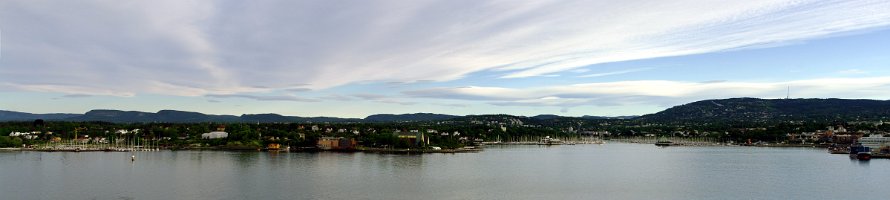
[786,86,790,99]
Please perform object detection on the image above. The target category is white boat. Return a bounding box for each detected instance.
[537,136,563,145]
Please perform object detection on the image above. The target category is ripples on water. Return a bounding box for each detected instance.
[1,144,887,200]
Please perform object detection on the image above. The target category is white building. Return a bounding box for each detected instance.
[860,135,890,149]
[201,131,229,139]
[10,132,41,140]
[9,132,30,136]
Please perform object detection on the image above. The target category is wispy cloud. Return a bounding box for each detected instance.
[205,94,318,102]
[578,68,653,78]
[433,103,469,108]
[405,76,890,108]
[61,94,93,98]
[1,1,888,97]
[838,69,868,74]
[352,94,388,101]
[352,93,416,105]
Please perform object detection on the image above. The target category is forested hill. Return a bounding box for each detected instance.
[638,98,890,123]
[5,98,889,124]
[364,113,459,122]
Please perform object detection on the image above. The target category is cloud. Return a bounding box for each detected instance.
[838,69,867,74]
[1,83,135,97]
[352,94,388,101]
[433,103,469,108]
[284,88,312,92]
[206,94,319,102]
[61,94,93,98]
[378,99,417,106]
[578,68,653,78]
[323,94,355,101]
[700,80,728,84]
[1,1,889,97]
[352,93,416,105]
[404,76,890,108]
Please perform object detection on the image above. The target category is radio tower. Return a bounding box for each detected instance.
[786,86,790,99]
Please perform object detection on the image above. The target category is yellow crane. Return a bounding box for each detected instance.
[74,127,87,145]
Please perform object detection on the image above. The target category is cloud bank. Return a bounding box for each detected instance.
[1,0,889,98]
[404,77,890,108]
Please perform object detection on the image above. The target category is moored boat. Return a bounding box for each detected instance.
[857,152,872,160]
[537,136,563,145]
[655,136,672,147]
[828,144,849,154]
[849,143,871,161]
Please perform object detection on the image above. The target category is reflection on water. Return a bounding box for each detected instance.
[2,144,889,200]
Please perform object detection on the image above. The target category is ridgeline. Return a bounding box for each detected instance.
[638,98,890,123]
[3,98,890,124]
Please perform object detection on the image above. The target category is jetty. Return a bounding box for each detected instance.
[611,136,724,146]
[488,136,605,145]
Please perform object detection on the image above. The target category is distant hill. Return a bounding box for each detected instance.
[531,114,562,120]
[0,110,81,121]
[638,98,890,123]
[580,115,639,120]
[530,114,637,120]
[364,113,459,122]
[0,110,440,123]
[66,109,240,123]
[7,98,886,124]
[240,113,361,123]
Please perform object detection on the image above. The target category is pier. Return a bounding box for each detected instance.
[487,136,606,145]
[29,138,161,152]
[610,136,725,146]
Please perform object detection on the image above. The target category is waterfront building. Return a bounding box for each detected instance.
[859,135,890,149]
[317,137,356,150]
[201,131,228,139]
[395,132,429,146]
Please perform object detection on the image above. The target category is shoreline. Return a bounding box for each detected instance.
[7,146,484,154]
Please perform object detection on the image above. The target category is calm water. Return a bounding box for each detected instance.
[1,144,888,200]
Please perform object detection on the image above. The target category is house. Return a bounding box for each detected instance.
[833,134,856,144]
[396,132,429,146]
[201,131,228,139]
[267,143,281,150]
[9,132,32,137]
[317,137,357,150]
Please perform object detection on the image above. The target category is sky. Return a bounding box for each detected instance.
[1,0,890,118]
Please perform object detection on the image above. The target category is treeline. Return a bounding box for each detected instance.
[0,120,576,148]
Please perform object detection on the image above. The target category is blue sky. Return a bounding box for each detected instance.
[2,0,890,118]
